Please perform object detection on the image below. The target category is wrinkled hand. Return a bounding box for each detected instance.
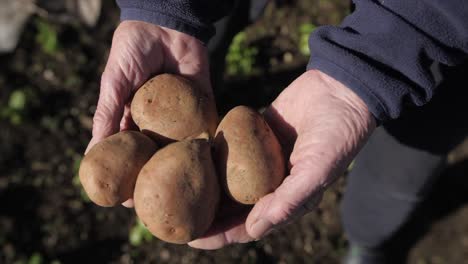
[87,21,211,207]
[189,70,376,249]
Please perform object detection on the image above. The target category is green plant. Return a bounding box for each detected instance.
[1,87,40,125]
[129,219,153,246]
[299,23,317,56]
[9,89,26,110]
[1,89,26,125]
[35,19,59,55]
[72,156,90,202]
[226,32,258,76]
[27,253,42,264]
[12,252,43,264]
[347,160,355,172]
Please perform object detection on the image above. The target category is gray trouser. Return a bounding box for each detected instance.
[342,64,468,249]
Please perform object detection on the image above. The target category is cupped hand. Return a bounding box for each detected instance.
[86,21,211,207]
[189,69,376,249]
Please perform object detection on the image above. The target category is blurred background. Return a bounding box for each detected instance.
[1,0,468,263]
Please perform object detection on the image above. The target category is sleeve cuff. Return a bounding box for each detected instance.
[120,7,215,44]
[308,57,388,123]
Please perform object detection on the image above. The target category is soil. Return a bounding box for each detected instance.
[0,1,467,264]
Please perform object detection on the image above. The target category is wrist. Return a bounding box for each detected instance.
[312,69,377,131]
[118,3,215,44]
[117,20,205,46]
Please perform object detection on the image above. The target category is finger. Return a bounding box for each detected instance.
[188,221,253,250]
[245,70,376,239]
[245,169,325,239]
[122,198,134,208]
[245,98,352,239]
[263,106,298,158]
[188,196,253,249]
[119,105,137,209]
[120,104,138,131]
[85,70,130,154]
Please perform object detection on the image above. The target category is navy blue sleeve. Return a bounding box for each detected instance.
[116,0,234,43]
[307,0,468,121]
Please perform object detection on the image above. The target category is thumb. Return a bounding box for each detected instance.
[245,162,326,239]
[245,70,376,239]
[86,70,130,154]
[245,125,363,239]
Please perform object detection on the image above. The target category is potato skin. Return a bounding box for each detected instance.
[131,74,218,145]
[79,131,158,207]
[214,106,285,204]
[134,139,220,244]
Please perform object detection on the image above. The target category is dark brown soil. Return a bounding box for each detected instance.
[0,1,467,264]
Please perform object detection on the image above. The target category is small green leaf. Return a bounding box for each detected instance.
[72,157,82,180]
[226,31,258,76]
[1,107,12,118]
[299,23,317,56]
[27,252,42,264]
[9,90,26,110]
[10,113,22,125]
[129,224,143,246]
[36,19,58,55]
[299,23,317,35]
[347,160,355,172]
[129,219,153,246]
[72,175,81,187]
[79,187,90,202]
[72,156,90,202]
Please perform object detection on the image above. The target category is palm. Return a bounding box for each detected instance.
[189,70,376,249]
[88,21,211,206]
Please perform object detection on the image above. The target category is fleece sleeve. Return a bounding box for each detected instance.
[307,0,468,121]
[116,0,235,44]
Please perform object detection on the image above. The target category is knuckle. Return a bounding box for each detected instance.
[269,199,298,225]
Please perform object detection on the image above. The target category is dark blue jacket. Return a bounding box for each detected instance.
[116,0,468,122]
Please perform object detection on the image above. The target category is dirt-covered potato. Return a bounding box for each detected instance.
[134,139,220,244]
[130,74,218,145]
[214,106,285,204]
[79,131,158,207]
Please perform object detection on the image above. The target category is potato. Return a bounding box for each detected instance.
[134,139,219,244]
[79,131,158,207]
[131,74,218,145]
[214,106,285,204]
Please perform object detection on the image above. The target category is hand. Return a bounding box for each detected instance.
[189,70,376,249]
[86,21,211,207]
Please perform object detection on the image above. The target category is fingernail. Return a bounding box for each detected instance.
[85,137,96,155]
[122,199,134,208]
[250,219,273,239]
